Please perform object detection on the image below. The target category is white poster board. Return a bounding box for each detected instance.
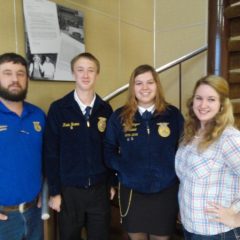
[23,0,85,81]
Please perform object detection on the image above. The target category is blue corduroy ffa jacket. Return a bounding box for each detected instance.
[44,91,113,196]
[104,105,184,193]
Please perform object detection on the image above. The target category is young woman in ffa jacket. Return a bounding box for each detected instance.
[104,64,184,240]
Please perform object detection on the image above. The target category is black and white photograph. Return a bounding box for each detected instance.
[28,53,57,80]
[57,5,84,44]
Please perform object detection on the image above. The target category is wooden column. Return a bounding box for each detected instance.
[207,0,229,78]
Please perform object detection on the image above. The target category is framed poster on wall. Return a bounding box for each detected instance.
[23,0,85,81]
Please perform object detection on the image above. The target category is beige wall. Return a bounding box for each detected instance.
[0,0,207,114]
[156,0,208,113]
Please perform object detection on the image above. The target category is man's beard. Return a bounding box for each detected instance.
[0,84,28,102]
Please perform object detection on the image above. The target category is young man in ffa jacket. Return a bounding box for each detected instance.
[44,52,115,240]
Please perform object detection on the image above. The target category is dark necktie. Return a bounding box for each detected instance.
[142,110,152,120]
[142,110,151,135]
[84,106,91,127]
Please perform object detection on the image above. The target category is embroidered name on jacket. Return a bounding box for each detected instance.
[62,122,80,130]
[124,123,139,141]
[0,125,7,131]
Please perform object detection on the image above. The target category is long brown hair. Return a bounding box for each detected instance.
[182,75,234,150]
[121,64,168,132]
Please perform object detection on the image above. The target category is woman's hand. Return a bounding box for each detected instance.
[205,202,240,228]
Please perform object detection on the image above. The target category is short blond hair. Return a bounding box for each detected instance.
[70,52,100,73]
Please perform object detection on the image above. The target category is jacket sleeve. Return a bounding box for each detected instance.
[43,103,61,196]
[104,112,122,172]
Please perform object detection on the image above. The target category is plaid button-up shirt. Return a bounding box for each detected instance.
[175,127,240,235]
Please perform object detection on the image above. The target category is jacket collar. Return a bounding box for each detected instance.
[60,90,106,114]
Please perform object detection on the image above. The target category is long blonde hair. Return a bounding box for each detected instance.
[182,75,234,150]
[121,64,168,132]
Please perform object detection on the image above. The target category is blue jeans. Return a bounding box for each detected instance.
[0,206,43,240]
[183,227,240,240]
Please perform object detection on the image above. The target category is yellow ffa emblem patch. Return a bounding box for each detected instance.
[98,117,107,132]
[33,121,42,132]
[157,122,170,137]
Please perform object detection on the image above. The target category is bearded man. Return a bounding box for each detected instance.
[0,53,45,240]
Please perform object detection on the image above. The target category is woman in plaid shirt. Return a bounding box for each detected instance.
[175,75,240,239]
